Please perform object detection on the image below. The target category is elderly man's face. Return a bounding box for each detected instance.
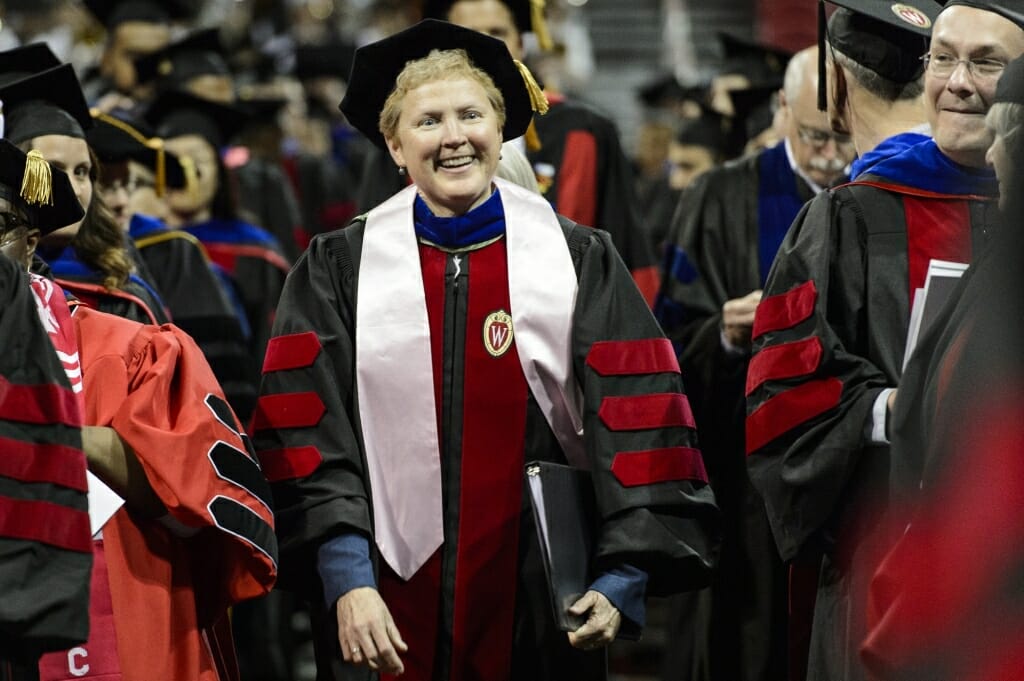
[925,6,1024,168]
[783,73,856,187]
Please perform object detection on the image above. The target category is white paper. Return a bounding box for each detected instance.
[87,471,124,537]
[903,259,969,369]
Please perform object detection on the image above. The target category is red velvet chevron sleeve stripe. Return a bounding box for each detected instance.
[746,337,824,396]
[599,393,696,431]
[611,447,708,487]
[262,332,322,374]
[587,338,680,376]
[0,496,91,553]
[0,437,88,492]
[752,280,817,340]
[0,376,82,427]
[746,378,843,454]
[251,392,326,431]
[257,446,323,482]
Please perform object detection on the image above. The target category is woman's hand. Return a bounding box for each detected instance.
[567,590,622,650]
[336,587,408,675]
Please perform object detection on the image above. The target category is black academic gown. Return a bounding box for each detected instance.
[531,96,659,300]
[0,258,91,678]
[130,216,257,421]
[656,144,815,681]
[745,155,1001,681]
[233,158,305,264]
[253,208,719,681]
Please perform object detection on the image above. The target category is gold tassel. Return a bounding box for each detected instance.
[153,140,167,198]
[21,150,53,206]
[178,154,200,201]
[514,59,549,115]
[530,0,554,52]
[525,120,542,152]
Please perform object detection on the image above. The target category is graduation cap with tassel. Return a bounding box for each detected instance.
[0,138,85,230]
[340,19,548,151]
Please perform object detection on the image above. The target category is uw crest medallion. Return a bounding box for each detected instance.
[483,310,514,357]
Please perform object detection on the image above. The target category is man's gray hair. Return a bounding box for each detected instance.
[831,47,924,102]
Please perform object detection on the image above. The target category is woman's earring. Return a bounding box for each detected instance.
[397,166,407,176]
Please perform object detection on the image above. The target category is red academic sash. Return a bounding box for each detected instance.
[39,540,123,680]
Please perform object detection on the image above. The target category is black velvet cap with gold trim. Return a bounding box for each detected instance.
[0,139,84,233]
[133,28,231,89]
[942,0,1024,29]
[0,64,94,145]
[83,0,196,30]
[144,89,249,149]
[340,19,542,150]
[0,43,61,86]
[87,110,188,194]
[422,0,554,51]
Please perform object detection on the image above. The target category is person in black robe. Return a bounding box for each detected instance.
[653,44,855,681]
[253,20,718,681]
[745,3,1023,680]
[421,0,660,304]
[0,62,169,325]
[0,140,91,681]
[861,50,1024,681]
[87,108,258,421]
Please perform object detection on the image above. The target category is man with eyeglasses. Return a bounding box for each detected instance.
[652,44,854,681]
[745,2,1024,680]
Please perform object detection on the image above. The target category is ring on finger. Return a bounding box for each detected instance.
[352,646,361,655]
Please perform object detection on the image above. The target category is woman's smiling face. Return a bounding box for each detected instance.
[386,76,503,217]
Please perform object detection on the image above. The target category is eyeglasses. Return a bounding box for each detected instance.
[921,52,1007,81]
[796,124,853,150]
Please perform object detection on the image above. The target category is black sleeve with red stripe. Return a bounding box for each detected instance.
[745,191,892,562]
[0,260,91,661]
[251,228,372,594]
[569,225,719,596]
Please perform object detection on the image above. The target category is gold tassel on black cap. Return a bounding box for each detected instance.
[530,0,554,52]
[150,139,167,198]
[515,59,549,115]
[22,150,53,206]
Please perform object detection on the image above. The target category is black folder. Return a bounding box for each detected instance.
[525,460,597,632]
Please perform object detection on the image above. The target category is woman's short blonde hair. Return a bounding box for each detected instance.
[378,48,506,144]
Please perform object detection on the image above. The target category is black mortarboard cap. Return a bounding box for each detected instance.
[0,43,61,86]
[237,96,288,128]
[817,0,939,110]
[133,28,231,89]
[0,64,93,145]
[717,32,792,88]
[294,42,357,81]
[728,84,779,142]
[826,2,937,79]
[995,53,1024,103]
[87,110,187,193]
[942,1,1024,29]
[422,0,555,51]
[637,74,710,108]
[340,19,537,150]
[674,111,728,155]
[143,89,249,149]
[0,139,84,233]
[83,0,196,30]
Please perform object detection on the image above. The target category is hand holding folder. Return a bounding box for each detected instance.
[525,461,598,632]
